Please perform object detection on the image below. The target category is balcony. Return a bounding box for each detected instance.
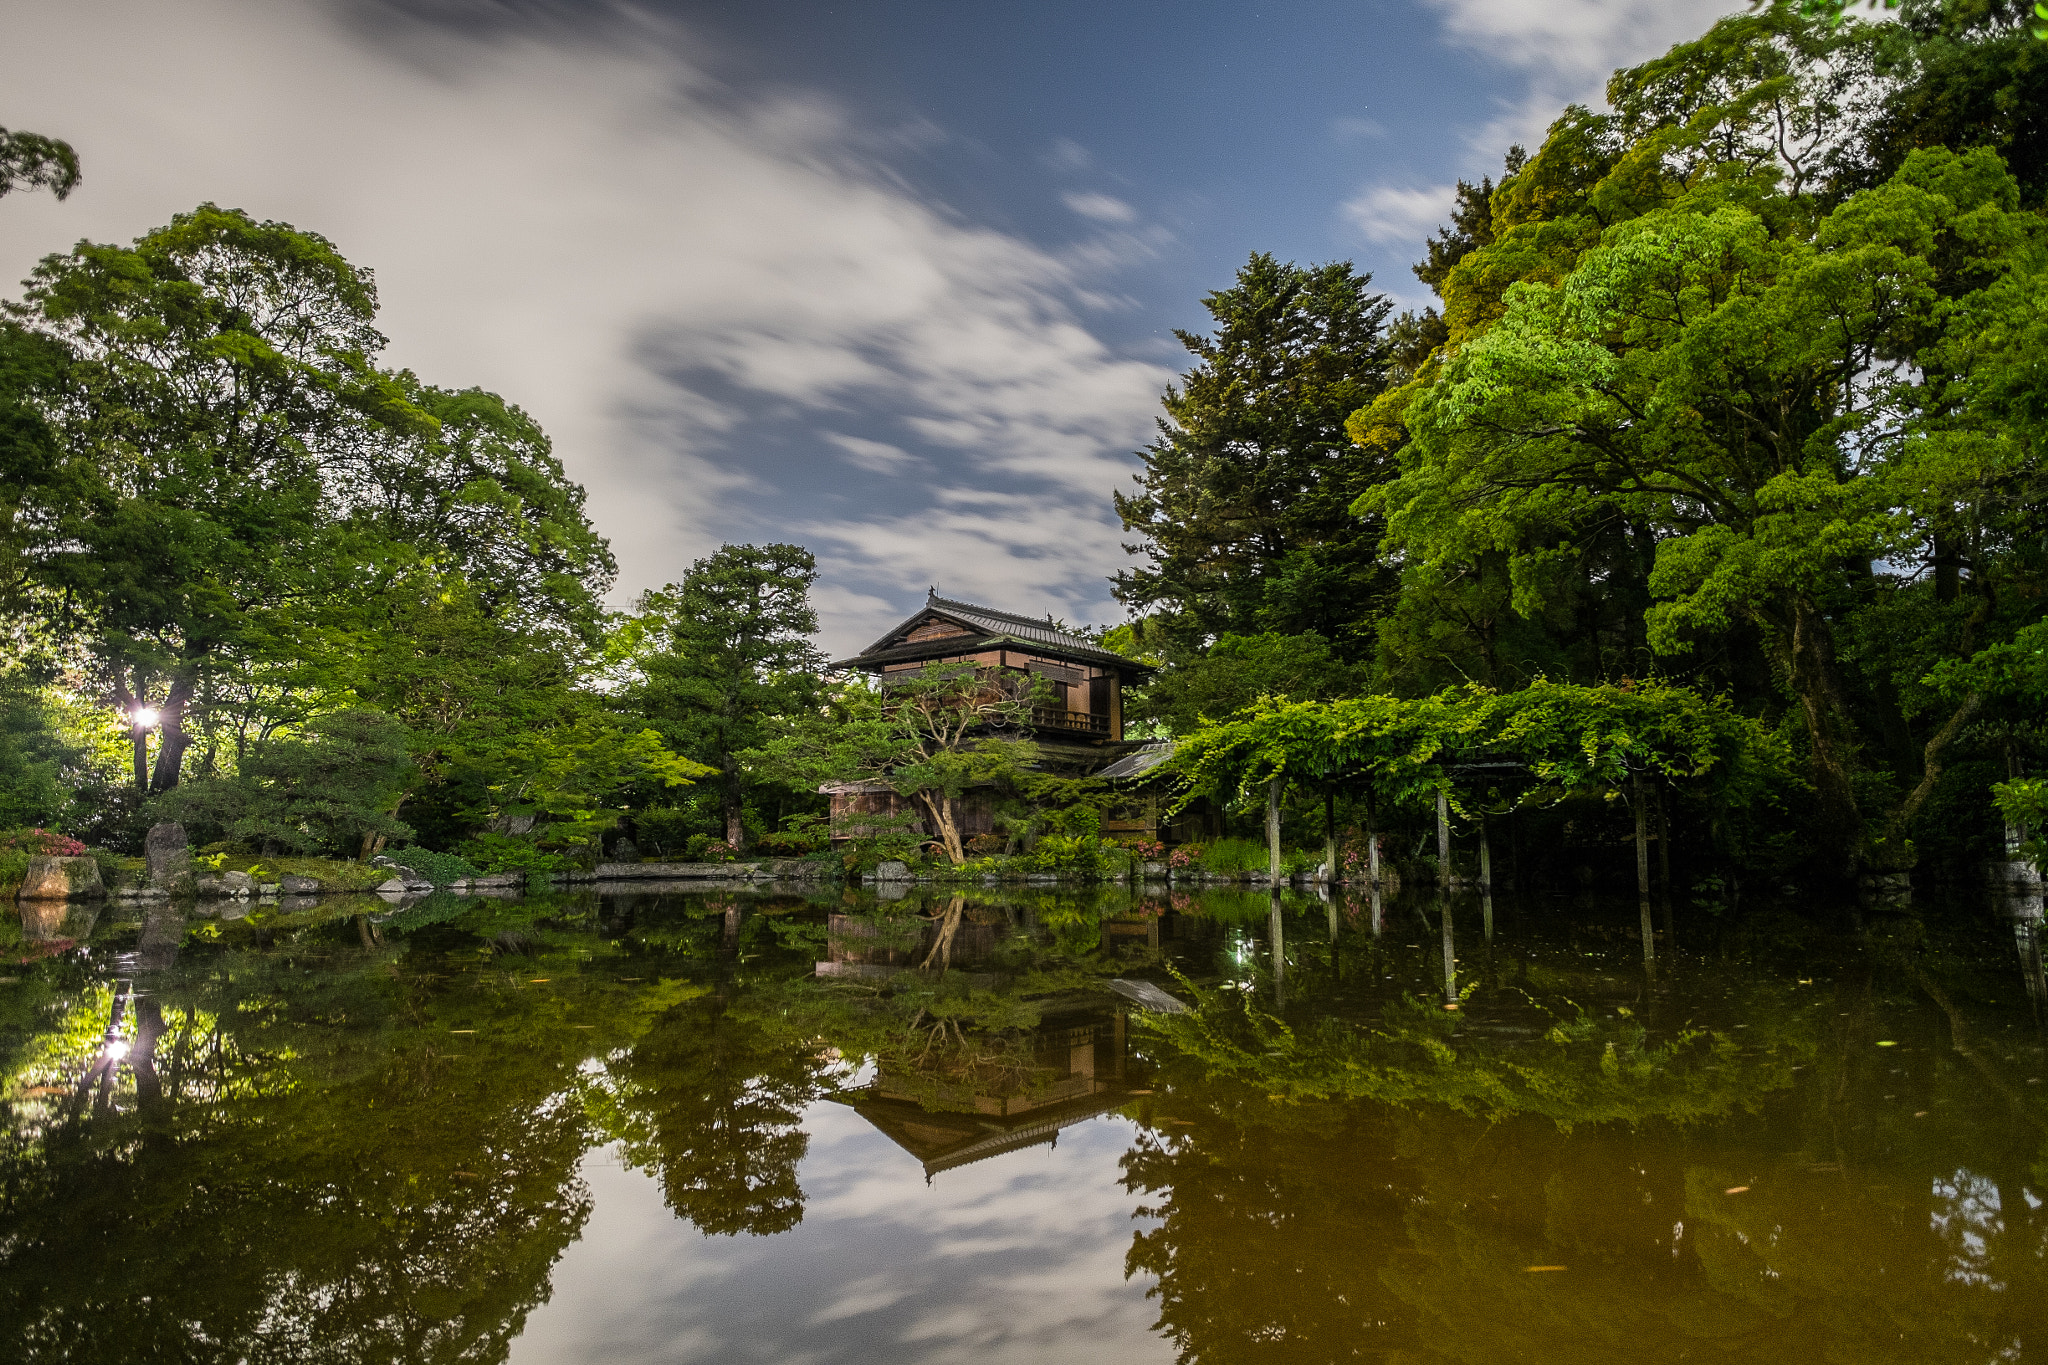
[1031,707,1110,735]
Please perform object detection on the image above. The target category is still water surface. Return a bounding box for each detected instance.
[3,882,2045,1363]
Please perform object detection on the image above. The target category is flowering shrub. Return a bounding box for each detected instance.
[703,839,739,862]
[965,833,1007,856]
[1125,839,1166,860]
[0,828,86,856]
[1167,844,1204,869]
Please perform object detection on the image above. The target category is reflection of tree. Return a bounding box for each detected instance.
[0,902,649,1365]
[1119,913,2048,1364]
[588,991,826,1236]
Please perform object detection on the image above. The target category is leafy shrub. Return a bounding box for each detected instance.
[965,833,1007,856]
[1124,839,1165,859]
[0,827,87,856]
[753,830,825,855]
[1199,837,1270,874]
[633,806,698,859]
[152,709,413,855]
[1167,843,1204,869]
[703,839,739,862]
[456,832,571,876]
[384,846,485,885]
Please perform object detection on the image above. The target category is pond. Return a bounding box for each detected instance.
[3,880,2045,1363]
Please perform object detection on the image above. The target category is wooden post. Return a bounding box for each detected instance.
[1267,778,1283,891]
[1323,790,1337,884]
[1440,897,1457,1006]
[1366,798,1381,889]
[1435,789,1452,888]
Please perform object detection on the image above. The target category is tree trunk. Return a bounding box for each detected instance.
[915,791,966,864]
[723,757,745,850]
[1784,595,1864,874]
[148,673,197,795]
[1633,772,1651,906]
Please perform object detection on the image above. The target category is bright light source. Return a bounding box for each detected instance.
[131,707,159,728]
[102,1039,130,1060]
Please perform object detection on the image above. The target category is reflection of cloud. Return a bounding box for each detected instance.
[1062,191,1138,224]
[510,1110,1168,1365]
[1340,183,1459,248]
[0,0,1171,628]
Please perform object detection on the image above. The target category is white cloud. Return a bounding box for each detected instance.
[1041,137,1094,173]
[1421,0,1749,152]
[1329,115,1385,142]
[1339,182,1458,248]
[821,433,921,475]
[1061,191,1137,224]
[0,0,1171,641]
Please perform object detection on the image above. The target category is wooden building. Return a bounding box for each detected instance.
[830,592,1151,742]
[823,593,1161,847]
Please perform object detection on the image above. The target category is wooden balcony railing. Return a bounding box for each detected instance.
[1031,707,1110,735]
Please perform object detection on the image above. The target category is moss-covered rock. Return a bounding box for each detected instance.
[18,855,106,900]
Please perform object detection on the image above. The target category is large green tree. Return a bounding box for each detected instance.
[1114,253,1396,657]
[625,544,825,850]
[1356,9,2045,877]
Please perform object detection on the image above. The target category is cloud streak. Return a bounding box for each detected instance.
[0,0,1172,656]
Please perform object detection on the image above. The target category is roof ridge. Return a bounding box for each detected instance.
[928,592,1081,637]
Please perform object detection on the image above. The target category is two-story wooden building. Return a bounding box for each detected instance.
[831,592,1149,741]
[823,592,1159,847]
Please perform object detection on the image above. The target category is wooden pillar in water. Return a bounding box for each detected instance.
[1323,790,1338,884]
[1435,789,1452,888]
[1479,816,1494,942]
[1267,778,1283,892]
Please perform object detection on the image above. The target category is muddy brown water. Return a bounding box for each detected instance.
[2,882,2044,1363]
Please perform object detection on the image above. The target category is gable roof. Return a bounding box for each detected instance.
[832,591,1146,673]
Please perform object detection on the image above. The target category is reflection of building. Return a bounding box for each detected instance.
[832,1010,1144,1179]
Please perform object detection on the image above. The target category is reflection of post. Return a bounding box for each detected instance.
[1478,815,1494,942]
[137,904,186,972]
[1324,884,1339,945]
[1268,892,1286,1010]
[722,903,742,955]
[1369,881,1384,937]
[1440,897,1457,1005]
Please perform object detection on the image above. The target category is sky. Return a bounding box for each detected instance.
[0,0,1739,657]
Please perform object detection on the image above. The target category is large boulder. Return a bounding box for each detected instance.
[145,822,192,891]
[279,874,322,894]
[18,855,105,900]
[871,860,913,883]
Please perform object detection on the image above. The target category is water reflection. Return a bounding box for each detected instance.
[2,885,2046,1363]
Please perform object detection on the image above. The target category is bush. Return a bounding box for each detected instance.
[1200,837,1269,874]
[456,832,571,877]
[1168,843,1203,869]
[703,839,739,862]
[384,846,485,886]
[633,806,698,859]
[965,832,1007,856]
[0,827,86,856]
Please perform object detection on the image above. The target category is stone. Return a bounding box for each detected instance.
[219,870,255,897]
[279,874,322,894]
[17,855,105,900]
[610,837,639,863]
[1142,862,1167,877]
[145,821,191,890]
[193,876,223,897]
[375,877,409,893]
[871,860,912,882]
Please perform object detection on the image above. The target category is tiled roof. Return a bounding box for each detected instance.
[835,592,1145,672]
